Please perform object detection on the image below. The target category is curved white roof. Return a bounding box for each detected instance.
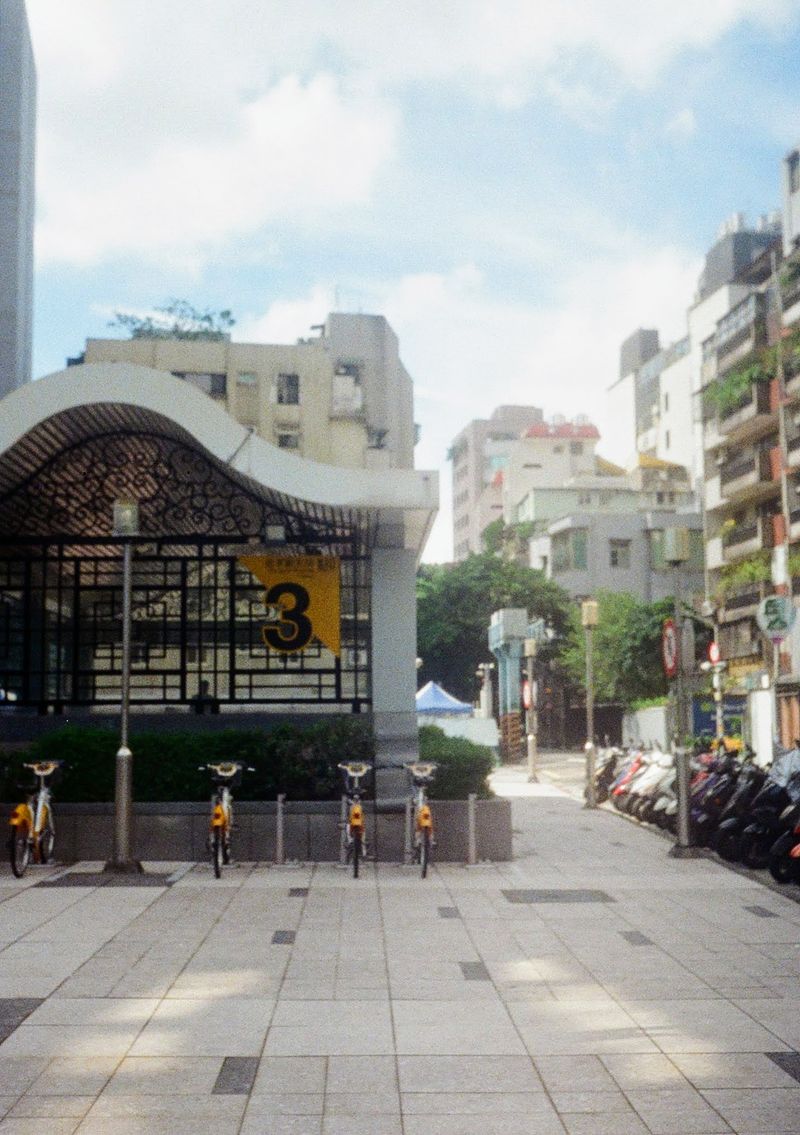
[0,363,438,553]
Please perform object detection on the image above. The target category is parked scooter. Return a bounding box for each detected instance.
[690,744,742,848]
[737,747,800,869]
[712,758,768,861]
[767,798,800,883]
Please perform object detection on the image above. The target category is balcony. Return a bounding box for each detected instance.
[719,448,773,504]
[715,294,767,373]
[721,514,772,562]
[717,380,773,443]
[781,262,800,313]
[718,582,769,625]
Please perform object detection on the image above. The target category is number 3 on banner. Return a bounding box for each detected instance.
[261,582,313,652]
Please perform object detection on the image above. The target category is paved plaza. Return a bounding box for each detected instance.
[2,759,800,1133]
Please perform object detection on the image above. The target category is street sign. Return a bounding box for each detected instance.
[708,641,720,665]
[756,595,797,643]
[662,618,678,678]
[238,554,341,655]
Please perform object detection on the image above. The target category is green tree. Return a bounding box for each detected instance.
[560,591,673,706]
[416,552,571,701]
[110,299,235,341]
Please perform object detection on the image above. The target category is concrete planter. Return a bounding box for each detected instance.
[0,798,513,863]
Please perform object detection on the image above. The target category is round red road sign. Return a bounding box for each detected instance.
[708,640,720,665]
[662,618,678,678]
[522,679,532,710]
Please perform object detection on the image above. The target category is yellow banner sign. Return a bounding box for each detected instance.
[238,555,340,656]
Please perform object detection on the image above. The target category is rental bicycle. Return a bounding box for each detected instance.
[8,760,63,878]
[201,761,252,878]
[338,761,371,878]
[405,761,437,877]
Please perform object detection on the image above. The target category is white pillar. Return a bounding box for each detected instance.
[371,546,419,803]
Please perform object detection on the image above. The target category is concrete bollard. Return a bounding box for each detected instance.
[583,741,597,809]
[404,797,413,865]
[467,793,477,865]
[339,794,348,865]
[275,794,285,865]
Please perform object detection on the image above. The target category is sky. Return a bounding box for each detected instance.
[24,0,800,562]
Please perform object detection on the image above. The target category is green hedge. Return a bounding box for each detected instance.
[418,725,495,799]
[0,718,373,804]
[0,721,494,802]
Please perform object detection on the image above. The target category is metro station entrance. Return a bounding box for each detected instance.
[0,422,371,713]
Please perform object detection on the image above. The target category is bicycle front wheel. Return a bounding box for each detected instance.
[39,823,55,865]
[9,830,31,878]
[420,828,431,878]
[352,831,362,878]
[212,829,223,878]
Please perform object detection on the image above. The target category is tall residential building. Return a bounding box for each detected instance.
[449,405,543,560]
[78,312,416,472]
[0,0,36,397]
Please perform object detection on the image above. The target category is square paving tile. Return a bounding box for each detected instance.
[264,1000,393,1056]
[393,1000,526,1056]
[397,1054,543,1093]
[129,998,274,1057]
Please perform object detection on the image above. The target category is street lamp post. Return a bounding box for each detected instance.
[581,599,599,808]
[665,526,697,856]
[105,499,143,875]
[665,527,691,745]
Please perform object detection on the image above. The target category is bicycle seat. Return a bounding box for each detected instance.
[24,760,62,778]
[207,761,241,779]
[404,761,437,780]
[338,762,371,778]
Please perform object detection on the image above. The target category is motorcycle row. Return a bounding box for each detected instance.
[592,739,800,885]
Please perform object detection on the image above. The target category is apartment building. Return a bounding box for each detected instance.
[0,0,36,398]
[79,312,416,472]
[449,405,544,560]
[699,218,800,708]
[534,510,704,605]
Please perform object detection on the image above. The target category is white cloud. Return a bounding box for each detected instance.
[35,75,396,267]
[238,287,337,344]
[26,0,796,267]
[665,108,698,139]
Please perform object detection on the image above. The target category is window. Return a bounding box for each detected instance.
[665,429,670,449]
[237,371,257,386]
[650,528,704,571]
[663,392,669,412]
[276,372,300,404]
[609,539,631,569]
[552,529,588,573]
[276,432,300,450]
[172,371,226,398]
[569,442,583,455]
[578,492,592,505]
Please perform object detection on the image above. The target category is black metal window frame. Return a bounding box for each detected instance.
[0,535,371,711]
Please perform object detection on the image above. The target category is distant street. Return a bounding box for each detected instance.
[490,751,587,800]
